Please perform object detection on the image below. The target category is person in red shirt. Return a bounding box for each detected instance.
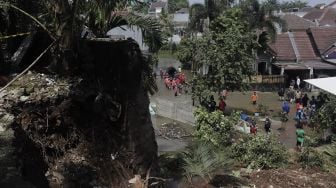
[172,79,177,90]
[218,97,226,114]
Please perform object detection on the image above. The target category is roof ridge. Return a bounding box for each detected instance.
[288,32,300,62]
[318,7,330,22]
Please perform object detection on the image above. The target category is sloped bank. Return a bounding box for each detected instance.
[1,39,158,187]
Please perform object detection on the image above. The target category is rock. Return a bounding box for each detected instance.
[19,96,29,102]
[0,114,14,128]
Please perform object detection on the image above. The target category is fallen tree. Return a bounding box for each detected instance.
[1,38,159,187]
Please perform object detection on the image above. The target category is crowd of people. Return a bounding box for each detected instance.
[156,70,329,151]
[159,67,186,97]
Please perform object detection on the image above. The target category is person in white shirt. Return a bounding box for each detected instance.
[296,76,301,89]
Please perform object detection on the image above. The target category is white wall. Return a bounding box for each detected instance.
[106,25,149,51]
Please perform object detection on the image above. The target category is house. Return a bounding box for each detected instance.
[303,7,336,26]
[282,14,316,31]
[268,31,336,85]
[283,6,316,17]
[148,1,168,18]
[188,0,205,7]
[307,27,336,65]
[173,8,189,35]
[106,25,148,51]
[328,0,336,9]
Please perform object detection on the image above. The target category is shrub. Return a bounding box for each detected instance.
[231,134,288,169]
[193,108,240,146]
[323,142,336,166]
[181,140,232,183]
[298,136,324,168]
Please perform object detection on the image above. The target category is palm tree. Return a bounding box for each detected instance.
[240,0,286,51]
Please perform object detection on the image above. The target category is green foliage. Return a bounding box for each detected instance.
[323,142,336,166]
[232,134,288,169]
[142,53,158,95]
[311,94,336,130]
[168,0,188,13]
[181,140,233,182]
[193,108,240,146]
[176,37,195,65]
[180,8,258,102]
[298,136,324,168]
[159,10,173,39]
[280,0,308,11]
[205,9,257,91]
[240,0,286,46]
[257,104,269,116]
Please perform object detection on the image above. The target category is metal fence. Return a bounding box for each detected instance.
[249,75,286,91]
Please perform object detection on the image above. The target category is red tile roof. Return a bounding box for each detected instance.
[303,7,336,26]
[268,33,296,61]
[328,0,336,8]
[303,9,324,21]
[318,7,336,26]
[308,27,336,54]
[282,14,316,31]
[292,31,318,60]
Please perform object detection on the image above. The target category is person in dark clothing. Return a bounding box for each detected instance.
[301,93,309,107]
[264,117,271,133]
[208,95,216,112]
[278,88,285,101]
[310,96,316,106]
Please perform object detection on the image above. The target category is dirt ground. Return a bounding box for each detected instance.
[249,166,336,188]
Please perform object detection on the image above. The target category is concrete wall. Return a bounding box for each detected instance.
[155,98,195,125]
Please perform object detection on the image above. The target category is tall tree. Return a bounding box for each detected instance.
[240,0,286,52]
[190,8,258,102]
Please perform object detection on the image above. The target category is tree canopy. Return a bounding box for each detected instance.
[188,8,257,101]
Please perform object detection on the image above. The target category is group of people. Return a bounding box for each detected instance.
[205,93,227,114]
[160,68,186,97]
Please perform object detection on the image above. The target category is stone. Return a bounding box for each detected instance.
[19,96,29,102]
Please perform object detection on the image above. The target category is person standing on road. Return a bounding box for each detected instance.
[264,117,271,133]
[221,88,228,100]
[278,88,285,101]
[296,124,305,152]
[160,69,164,80]
[296,76,301,89]
[282,101,290,115]
[218,97,226,114]
[251,91,258,105]
[208,95,216,112]
[301,93,309,108]
[295,90,302,103]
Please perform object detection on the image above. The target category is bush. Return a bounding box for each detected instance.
[181,140,232,183]
[231,134,288,169]
[193,108,240,146]
[299,148,324,168]
[298,136,324,168]
[323,142,336,166]
[256,103,269,116]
